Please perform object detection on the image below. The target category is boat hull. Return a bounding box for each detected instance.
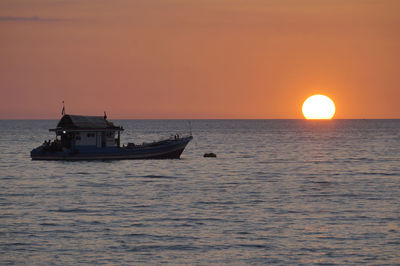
[31,136,192,160]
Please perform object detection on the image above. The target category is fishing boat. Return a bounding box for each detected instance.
[30,114,192,160]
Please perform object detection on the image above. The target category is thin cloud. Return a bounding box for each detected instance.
[0,16,69,22]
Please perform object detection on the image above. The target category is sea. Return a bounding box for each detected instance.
[0,119,399,265]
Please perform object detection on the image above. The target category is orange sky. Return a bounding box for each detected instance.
[1,0,399,119]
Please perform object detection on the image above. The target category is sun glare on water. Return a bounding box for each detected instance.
[302,95,336,119]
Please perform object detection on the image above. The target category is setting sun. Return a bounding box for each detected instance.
[302,95,336,119]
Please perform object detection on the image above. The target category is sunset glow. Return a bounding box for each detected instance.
[0,0,399,119]
[302,95,336,120]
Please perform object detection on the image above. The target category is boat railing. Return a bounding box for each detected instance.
[122,134,192,149]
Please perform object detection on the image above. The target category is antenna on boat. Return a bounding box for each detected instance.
[188,120,192,136]
[61,101,65,116]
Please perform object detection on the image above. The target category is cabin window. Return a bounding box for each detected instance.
[87,133,95,137]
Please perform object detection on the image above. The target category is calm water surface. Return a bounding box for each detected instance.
[0,120,399,265]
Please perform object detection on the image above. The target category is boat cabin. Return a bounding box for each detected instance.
[49,114,124,149]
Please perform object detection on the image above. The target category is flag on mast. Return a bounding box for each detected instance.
[61,101,65,116]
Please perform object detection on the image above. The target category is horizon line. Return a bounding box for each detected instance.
[1,117,399,121]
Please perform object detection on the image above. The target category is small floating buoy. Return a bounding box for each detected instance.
[203,152,217,158]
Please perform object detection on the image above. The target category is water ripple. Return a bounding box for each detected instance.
[0,119,399,264]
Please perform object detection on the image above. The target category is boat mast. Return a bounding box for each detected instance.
[61,101,66,116]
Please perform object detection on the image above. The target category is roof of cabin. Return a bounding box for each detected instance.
[54,114,122,130]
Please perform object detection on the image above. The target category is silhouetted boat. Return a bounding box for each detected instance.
[31,114,192,160]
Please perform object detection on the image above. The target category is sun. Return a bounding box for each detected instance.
[302,95,336,119]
